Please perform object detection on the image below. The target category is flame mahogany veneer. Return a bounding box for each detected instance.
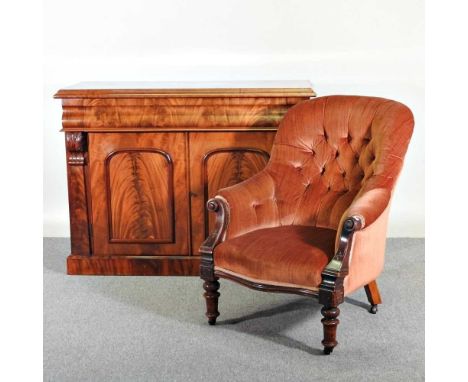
[55,82,315,276]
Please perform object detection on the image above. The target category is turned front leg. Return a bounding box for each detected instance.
[203,279,220,325]
[321,305,340,354]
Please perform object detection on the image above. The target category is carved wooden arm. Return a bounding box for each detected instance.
[319,216,364,306]
[200,197,230,255]
[319,187,391,306]
[199,197,230,281]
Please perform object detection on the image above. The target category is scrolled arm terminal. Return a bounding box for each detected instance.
[199,197,230,256]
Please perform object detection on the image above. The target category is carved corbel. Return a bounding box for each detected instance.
[65,132,88,166]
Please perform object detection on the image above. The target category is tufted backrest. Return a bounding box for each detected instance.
[254,95,414,231]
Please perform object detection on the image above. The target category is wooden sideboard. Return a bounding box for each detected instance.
[55,81,315,276]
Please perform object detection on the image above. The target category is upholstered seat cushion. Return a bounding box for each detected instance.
[214,225,337,290]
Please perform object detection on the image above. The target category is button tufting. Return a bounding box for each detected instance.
[201,95,415,264]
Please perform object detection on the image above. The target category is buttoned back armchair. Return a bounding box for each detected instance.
[200,95,414,354]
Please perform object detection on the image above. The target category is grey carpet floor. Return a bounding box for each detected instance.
[44,238,424,382]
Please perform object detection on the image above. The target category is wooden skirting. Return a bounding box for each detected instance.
[67,255,200,276]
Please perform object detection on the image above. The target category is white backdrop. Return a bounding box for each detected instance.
[43,0,424,237]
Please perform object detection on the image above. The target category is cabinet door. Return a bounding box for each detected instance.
[88,133,190,256]
[189,132,275,254]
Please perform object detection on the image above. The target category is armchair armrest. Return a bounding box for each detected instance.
[215,170,278,239]
[199,197,230,257]
[319,187,392,306]
[345,188,392,229]
[199,170,277,280]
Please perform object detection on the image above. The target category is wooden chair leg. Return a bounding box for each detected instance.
[364,280,382,314]
[203,278,220,325]
[321,305,340,354]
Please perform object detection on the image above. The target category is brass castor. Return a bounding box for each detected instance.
[369,304,378,314]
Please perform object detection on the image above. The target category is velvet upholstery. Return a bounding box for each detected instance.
[215,225,336,290]
[212,96,414,294]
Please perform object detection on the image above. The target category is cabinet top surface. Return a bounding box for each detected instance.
[54,81,315,98]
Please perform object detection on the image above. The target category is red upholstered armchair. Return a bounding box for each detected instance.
[200,95,414,354]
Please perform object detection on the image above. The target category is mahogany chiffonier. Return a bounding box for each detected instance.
[54,81,315,276]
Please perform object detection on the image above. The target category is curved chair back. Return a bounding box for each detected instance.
[262,95,414,230]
